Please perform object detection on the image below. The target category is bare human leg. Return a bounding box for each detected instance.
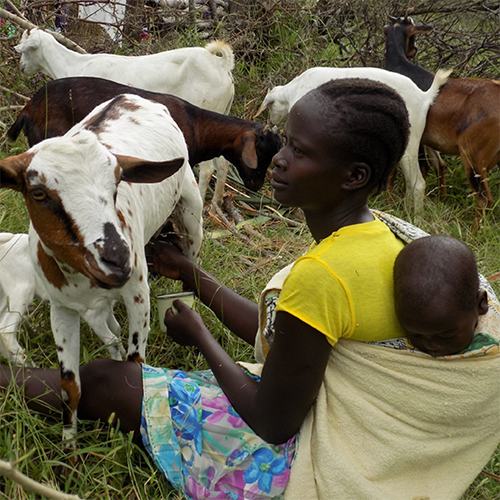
[0,358,143,434]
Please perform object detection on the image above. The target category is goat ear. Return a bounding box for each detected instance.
[412,24,433,35]
[253,102,267,119]
[240,133,258,170]
[116,155,184,184]
[254,92,274,119]
[15,29,33,53]
[0,152,32,191]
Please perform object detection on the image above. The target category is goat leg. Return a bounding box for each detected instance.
[50,305,82,469]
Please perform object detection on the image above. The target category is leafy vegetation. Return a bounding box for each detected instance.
[0,0,499,498]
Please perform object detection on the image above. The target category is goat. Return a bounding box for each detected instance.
[383,16,500,228]
[383,16,434,90]
[255,66,451,212]
[383,16,446,195]
[7,76,281,200]
[14,28,235,204]
[0,232,128,366]
[0,233,48,365]
[0,94,204,453]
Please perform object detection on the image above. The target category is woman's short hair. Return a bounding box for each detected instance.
[306,78,410,194]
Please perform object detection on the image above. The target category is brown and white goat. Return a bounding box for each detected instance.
[7,77,281,203]
[0,94,203,452]
[384,16,500,227]
[15,28,235,204]
[0,232,128,366]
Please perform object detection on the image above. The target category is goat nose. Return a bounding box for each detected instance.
[98,223,130,270]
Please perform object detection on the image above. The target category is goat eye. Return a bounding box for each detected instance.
[30,189,47,201]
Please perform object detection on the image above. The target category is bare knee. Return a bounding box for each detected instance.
[80,358,122,387]
[79,359,143,433]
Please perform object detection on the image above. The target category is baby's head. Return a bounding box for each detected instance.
[393,235,488,356]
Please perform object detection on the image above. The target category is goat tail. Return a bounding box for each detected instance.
[427,68,453,104]
[205,40,235,72]
[6,112,26,143]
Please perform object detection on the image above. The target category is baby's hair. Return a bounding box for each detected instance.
[305,78,410,193]
[394,235,479,313]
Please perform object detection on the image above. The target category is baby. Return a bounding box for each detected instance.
[393,235,489,356]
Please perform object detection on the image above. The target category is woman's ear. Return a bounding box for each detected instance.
[477,289,489,316]
[342,162,372,191]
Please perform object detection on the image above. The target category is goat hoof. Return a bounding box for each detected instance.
[54,454,80,485]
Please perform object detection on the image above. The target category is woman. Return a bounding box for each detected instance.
[2,79,499,500]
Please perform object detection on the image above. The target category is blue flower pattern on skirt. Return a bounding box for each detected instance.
[140,364,296,499]
[243,448,288,493]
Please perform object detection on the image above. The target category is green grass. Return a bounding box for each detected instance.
[1,0,499,497]
[1,167,499,499]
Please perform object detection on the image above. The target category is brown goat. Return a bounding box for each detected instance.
[384,16,500,228]
[7,77,282,202]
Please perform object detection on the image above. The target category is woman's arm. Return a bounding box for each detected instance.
[166,301,332,444]
[250,311,332,442]
[148,238,258,345]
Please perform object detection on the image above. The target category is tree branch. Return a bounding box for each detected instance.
[0,7,87,53]
[5,0,24,18]
[0,459,82,500]
[0,84,30,101]
[406,0,500,16]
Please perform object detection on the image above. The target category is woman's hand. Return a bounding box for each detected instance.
[163,299,211,347]
[147,230,259,346]
[146,236,190,282]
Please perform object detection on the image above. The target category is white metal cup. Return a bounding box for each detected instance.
[156,291,196,332]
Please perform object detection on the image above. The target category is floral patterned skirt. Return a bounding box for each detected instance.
[140,364,297,500]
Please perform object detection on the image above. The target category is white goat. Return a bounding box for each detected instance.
[0,233,128,366]
[0,233,48,365]
[0,93,203,450]
[15,28,235,204]
[256,67,451,212]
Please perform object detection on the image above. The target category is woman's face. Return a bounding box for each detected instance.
[271,98,351,211]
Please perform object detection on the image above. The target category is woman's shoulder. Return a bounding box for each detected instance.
[305,217,404,261]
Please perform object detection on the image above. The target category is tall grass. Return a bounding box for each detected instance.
[1,1,499,498]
